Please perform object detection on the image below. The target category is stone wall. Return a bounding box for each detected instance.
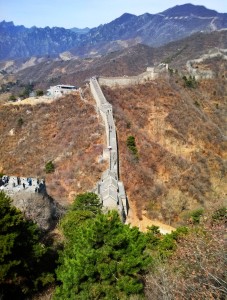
[90,77,128,220]
[186,48,227,80]
[98,65,168,88]
[90,66,169,220]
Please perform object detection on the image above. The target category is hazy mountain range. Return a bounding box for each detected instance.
[0,3,227,61]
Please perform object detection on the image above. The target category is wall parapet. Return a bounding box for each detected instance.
[98,64,168,88]
[90,77,128,220]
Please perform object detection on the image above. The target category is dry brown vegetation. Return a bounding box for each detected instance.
[1,30,226,95]
[1,45,227,225]
[145,217,227,300]
[192,56,227,79]
[0,91,106,205]
[102,72,227,226]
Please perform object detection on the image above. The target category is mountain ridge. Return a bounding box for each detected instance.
[0,3,227,61]
[0,29,226,97]
[162,3,219,16]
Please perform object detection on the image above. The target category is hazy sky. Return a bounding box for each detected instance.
[0,0,226,29]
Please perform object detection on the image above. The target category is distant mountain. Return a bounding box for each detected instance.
[0,21,82,60]
[162,3,219,17]
[0,4,226,60]
[70,27,90,34]
[79,4,227,51]
[1,30,226,93]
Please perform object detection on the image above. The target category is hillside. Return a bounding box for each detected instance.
[0,32,226,226]
[0,4,226,60]
[0,91,106,205]
[102,72,227,226]
[0,30,226,97]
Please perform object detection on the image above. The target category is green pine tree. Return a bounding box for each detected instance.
[54,193,150,299]
[0,191,55,298]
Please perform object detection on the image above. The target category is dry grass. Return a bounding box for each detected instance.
[0,92,106,206]
[102,74,227,226]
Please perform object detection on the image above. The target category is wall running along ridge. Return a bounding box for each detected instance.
[98,65,168,88]
[186,48,227,79]
[90,77,129,221]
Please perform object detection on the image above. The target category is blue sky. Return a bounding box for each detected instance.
[0,0,226,29]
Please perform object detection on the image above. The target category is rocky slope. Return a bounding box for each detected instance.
[0,4,226,60]
[102,68,227,226]
[12,189,63,231]
[0,91,107,206]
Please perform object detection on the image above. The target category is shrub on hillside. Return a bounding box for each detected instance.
[182,75,198,88]
[127,136,139,161]
[45,161,55,173]
[9,94,16,101]
[189,208,204,224]
[212,207,227,222]
[145,215,226,300]
[17,117,24,127]
[36,89,44,96]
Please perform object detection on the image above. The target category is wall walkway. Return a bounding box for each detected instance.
[90,77,128,220]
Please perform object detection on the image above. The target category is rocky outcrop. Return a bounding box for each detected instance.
[12,191,64,231]
[1,175,64,231]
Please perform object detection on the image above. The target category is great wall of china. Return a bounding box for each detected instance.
[2,53,225,224]
[89,64,169,220]
[98,64,168,88]
[186,48,227,79]
[90,77,128,221]
[1,65,168,223]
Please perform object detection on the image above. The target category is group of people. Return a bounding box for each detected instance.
[14,176,32,189]
[0,175,45,193]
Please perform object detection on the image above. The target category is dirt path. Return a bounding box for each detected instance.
[126,200,175,234]
[5,96,54,105]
